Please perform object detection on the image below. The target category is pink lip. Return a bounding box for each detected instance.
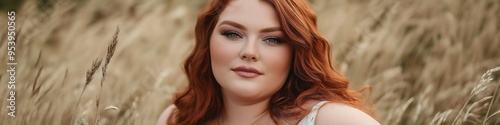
[231,66,263,78]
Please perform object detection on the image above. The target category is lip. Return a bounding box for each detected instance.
[231,66,263,78]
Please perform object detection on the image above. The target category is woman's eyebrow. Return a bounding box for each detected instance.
[219,20,247,31]
[219,20,281,33]
[260,27,281,33]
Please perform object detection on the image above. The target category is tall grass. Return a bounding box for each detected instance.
[0,0,499,124]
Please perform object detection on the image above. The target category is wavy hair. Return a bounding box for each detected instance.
[168,0,370,124]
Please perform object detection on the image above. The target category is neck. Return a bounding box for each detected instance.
[220,91,271,125]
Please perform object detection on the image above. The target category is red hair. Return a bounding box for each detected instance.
[168,0,370,124]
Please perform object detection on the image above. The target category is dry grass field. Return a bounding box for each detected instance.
[0,0,499,124]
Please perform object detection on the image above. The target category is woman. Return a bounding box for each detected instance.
[158,0,380,124]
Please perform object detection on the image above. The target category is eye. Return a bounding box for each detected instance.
[221,30,242,39]
[264,36,282,44]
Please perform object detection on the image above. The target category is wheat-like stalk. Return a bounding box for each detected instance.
[452,66,500,125]
[462,96,492,123]
[94,26,120,125]
[483,67,500,124]
[430,110,452,125]
[485,110,500,122]
[482,67,500,124]
[71,58,102,125]
[392,97,414,124]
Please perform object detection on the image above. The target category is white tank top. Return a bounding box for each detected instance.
[297,101,329,125]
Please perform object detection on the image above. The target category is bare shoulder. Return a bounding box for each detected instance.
[156,104,177,125]
[315,102,380,125]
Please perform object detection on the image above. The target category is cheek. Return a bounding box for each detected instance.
[210,34,239,76]
[260,46,291,96]
[210,36,230,65]
[262,46,292,81]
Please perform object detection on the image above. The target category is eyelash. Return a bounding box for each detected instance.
[220,30,242,39]
[220,30,283,44]
[264,36,282,44]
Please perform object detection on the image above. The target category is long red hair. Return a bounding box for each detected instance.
[168,0,370,124]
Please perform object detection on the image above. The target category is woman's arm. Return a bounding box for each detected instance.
[156,105,177,125]
[315,103,380,125]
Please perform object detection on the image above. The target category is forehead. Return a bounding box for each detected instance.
[217,0,280,29]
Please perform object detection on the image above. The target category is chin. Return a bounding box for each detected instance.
[230,84,262,97]
[223,82,272,99]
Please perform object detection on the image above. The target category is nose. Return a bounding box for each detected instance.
[240,38,260,61]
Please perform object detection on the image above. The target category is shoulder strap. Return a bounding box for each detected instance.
[297,101,329,125]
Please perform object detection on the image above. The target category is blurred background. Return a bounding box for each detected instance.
[0,0,499,124]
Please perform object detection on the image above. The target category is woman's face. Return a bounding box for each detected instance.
[210,0,292,101]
